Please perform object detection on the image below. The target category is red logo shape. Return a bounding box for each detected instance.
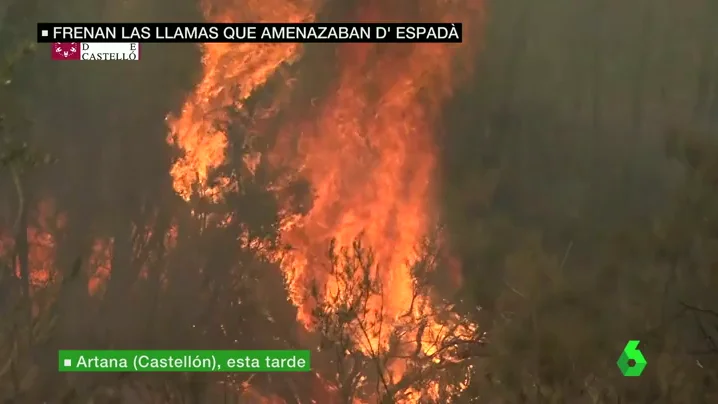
[51,43,80,60]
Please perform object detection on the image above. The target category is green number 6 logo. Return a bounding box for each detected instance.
[617,340,647,376]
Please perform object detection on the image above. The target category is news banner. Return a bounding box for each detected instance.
[38,22,462,61]
[59,350,310,372]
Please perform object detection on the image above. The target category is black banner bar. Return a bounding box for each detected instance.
[37,23,462,43]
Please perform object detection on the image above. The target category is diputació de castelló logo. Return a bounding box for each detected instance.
[52,42,80,60]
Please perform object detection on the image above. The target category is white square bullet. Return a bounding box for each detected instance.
[63,359,71,366]
[41,30,48,37]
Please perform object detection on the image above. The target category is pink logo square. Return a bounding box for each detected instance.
[51,43,80,60]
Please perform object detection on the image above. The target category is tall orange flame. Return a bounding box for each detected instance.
[275,1,481,393]
[166,0,318,201]
[280,20,464,326]
[168,0,482,400]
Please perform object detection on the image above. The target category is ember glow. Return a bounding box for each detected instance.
[167,0,483,400]
[0,200,65,288]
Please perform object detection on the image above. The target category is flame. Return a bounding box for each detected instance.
[274,0,482,389]
[166,0,318,201]
[281,30,456,327]
[0,200,65,287]
[88,238,113,295]
[87,222,180,295]
[167,0,482,400]
[0,201,180,300]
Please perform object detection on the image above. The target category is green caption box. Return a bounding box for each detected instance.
[58,350,310,372]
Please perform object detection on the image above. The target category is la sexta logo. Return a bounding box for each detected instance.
[51,43,80,60]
